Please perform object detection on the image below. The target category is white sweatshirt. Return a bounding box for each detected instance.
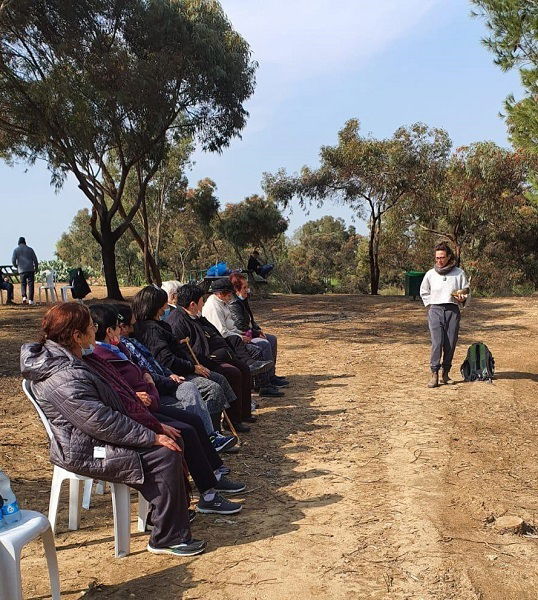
[202,294,243,338]
[420,267,470,307]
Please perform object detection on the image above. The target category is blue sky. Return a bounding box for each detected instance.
[0,0,522,263]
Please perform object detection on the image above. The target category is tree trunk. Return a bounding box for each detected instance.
[100,230,123,300]
[368,216,380,295]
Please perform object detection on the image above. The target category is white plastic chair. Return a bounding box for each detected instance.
[22,380,149,557]
[38,270,58,304]
[0,509,61,600]
[60,285,73,302]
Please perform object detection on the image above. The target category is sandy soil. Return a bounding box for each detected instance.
[1,288,537,599]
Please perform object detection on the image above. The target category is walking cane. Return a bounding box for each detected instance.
[180,336,240,443]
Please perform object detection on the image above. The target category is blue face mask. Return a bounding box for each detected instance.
[237,294,247,301]
[160,308,171,321]
[81,344,94,357]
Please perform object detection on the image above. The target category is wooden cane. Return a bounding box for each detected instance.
[180,337,240,443]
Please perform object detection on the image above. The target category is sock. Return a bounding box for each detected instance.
[203,490,216,502]
[214,470,222,481]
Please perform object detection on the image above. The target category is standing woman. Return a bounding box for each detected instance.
[420,242,470,388]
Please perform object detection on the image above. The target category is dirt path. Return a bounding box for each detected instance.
[1,292,537,599]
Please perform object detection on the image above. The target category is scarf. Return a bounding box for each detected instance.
[95,341,129,360]
[434,259,456,276]
[121,336,167,377]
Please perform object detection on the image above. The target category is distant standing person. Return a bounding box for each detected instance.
[12,237,39,305]
[247,249,273,279]
[420,242,469,388]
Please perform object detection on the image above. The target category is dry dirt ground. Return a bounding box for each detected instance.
[1,287,538,599]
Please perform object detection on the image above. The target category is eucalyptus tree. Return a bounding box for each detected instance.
[264,119,450,294]
[0,0,256,298]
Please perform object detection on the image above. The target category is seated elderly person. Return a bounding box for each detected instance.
[167,283,265,427]
[0,272,15,305]
[229,273,288,389]
[87,303,245,514]
[133,285,252,433]
[20,302,205,557]
[161,280,183,318]
[94,303,237,453]
[203,278,284,398]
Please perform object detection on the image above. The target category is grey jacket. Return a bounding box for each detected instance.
[20,340,155,485]
[12,243,39,274]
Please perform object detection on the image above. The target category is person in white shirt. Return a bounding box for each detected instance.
[420,242,469,388]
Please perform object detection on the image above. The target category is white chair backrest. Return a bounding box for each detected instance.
[22,379,54,440]
[42,270,56,287]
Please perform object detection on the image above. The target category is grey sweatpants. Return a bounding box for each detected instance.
[427,304,461,372]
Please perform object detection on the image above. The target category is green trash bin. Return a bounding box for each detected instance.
[404,271,426,300]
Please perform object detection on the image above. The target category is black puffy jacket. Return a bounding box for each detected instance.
[20,340,155,485]
[134,319,195,376]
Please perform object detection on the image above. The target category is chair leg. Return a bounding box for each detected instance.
[68,478,82,530]
[0,539,23,600]
[95,480,106,495]
[41,526,61,600]
[137,493,149,533]
[110,483,131,558]
[82,478,93,510]
[48,467,64,533]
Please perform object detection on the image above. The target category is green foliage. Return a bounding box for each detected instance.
[264,119,451,294]
[0,0,257,297]
[218,195,288,254]
[472,1,538,153]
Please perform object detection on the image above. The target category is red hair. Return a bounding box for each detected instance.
[229,273,247,292]
[40,302,91,348]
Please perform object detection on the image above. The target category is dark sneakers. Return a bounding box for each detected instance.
[147,538,206,556]
[271,376,290,387]
[249,360,273,375]
[259,386,285,397]
[196,493,242,515]
[214,477,246,494]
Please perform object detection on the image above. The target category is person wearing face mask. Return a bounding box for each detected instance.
[168,284,266,427]
[20,302,206,557]
[112,303,237,453]
[132,286,252,434]
[203,278,284,398]
[229,273,289,390]
[161,280,182,319]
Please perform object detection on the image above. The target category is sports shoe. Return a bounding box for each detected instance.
[217,465,231,475]
[271,376,289,387]
[196,493,242,515]
[6,300,16,306]
[210,432,237,453]
[28,300,34,305]
[259,386,285,397]
[214,477,246,494]
[147,539,206,556]
[22,297,27,304]
[249,360,273,375]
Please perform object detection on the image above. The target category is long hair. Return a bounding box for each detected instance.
[132,286,168,321]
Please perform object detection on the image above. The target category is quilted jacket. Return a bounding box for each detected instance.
[20,340,155,485]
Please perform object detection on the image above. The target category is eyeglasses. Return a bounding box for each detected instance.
[91,322,98,330]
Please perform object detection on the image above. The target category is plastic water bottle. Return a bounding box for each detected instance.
[0,494,5,530]
[0,470,21,525]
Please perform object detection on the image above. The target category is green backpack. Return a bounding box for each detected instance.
[460,342,495,383]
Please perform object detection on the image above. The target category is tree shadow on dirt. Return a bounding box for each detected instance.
[268,296,531,346]
[11,370,344,599]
